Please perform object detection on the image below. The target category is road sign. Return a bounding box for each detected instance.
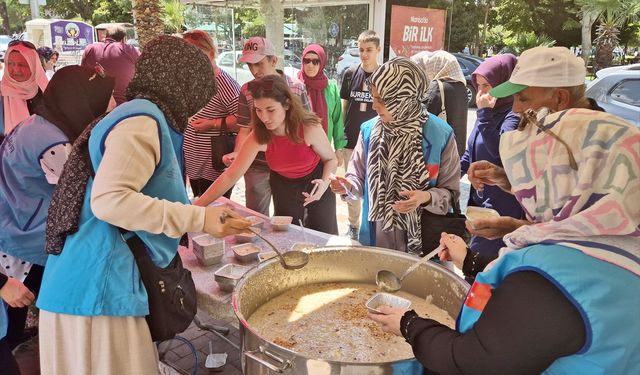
[329,23,339,38]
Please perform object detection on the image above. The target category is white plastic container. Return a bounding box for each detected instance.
[231,243,261,263]
[365,293,412,314]
[270,216,293,231]
[192,234,225,266]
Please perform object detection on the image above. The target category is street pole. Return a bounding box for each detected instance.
[29,0,40,19]
[447,0,453,52]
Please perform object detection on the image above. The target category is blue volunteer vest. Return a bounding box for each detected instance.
[458,244,640,374]
[358,114,453,246]
[37,99,189,317]
[0,115,68,265]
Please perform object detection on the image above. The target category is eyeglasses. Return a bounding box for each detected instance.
[519,108,578,171]
[8,40,36,50]
[303,58,320,66]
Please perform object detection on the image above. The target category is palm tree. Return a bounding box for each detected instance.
[578,0,640,69]
[132,0,165,48]
[163,0,186,34]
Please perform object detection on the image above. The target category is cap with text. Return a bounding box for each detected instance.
[240,37,276,64]
[490,47,587,98]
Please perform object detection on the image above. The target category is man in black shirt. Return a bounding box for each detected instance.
[339,30,381,240]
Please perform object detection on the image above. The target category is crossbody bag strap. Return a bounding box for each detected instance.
[437,79,446,115]
[118,228,148,260]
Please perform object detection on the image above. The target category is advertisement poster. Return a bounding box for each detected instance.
[389,5,446,58]
[49,20,94,52]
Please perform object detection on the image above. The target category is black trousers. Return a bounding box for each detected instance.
[270,162,338,235]
[0,337,20,375]
[6,264,44,351]
[189,178,232,199]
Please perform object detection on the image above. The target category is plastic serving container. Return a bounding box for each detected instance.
[214,264,252,292]
[365,293,412,314]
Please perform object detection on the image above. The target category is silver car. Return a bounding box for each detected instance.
[216,50,300,87]
[586,64,640,126]
[335,47,360,85]
[0,35,12,61]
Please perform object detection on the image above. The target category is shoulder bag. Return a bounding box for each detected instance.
[210,117,236,170]
[121,230,197,342]
[420,191,469,256]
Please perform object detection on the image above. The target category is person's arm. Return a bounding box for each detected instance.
[330,83,347,150]
[195,132,263,207]
[474,109,520,161]
[234,90,252,152]
[90,116,205,238]
[303,124,338,206]
[0,275,35,308]
[79,46,92,67]
[400,271,586,375]
[343,132,367,198]
[423,135,461,215]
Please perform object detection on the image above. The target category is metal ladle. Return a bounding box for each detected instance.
[220,212,309,270]
[248,228,309,270]
[376,245,443,292]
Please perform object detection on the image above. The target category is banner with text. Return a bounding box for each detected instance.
[389,5,446,58]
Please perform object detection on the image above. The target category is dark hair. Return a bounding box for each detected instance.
[248,74,320,145]
[106,25,127,42]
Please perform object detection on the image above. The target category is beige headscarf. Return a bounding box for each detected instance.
[410,50,466,84]
[1,44,49,135]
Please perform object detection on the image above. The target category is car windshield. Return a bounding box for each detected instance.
[0,35,11,45]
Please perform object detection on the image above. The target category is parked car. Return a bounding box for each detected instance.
[452,53,483,107]
[0,35,12,61]
[586,63,640,126]
[335,47,360,85]
[216,50,300,87]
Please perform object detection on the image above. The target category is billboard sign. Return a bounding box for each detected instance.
[49,20,94,52]
[389,5,446,58]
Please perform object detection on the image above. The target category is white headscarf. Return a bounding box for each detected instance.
[411,50,466,84]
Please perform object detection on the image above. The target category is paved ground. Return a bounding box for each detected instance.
[14,109,477,374]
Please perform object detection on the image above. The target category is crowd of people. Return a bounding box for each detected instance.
[0,24,638,374]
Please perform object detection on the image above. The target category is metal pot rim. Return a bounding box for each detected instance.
[232,246,469,365]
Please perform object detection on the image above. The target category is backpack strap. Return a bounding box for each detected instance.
[436,80,447,121]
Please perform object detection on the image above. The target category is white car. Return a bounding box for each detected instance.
[586,63,640,127]
[216,50,300,86]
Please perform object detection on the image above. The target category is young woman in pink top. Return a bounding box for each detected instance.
[196,75,338,234]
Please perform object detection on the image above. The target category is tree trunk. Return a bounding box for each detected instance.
[480,1,491,55]
[581,9,599,67]
[132,0,165,49]
[0,1,10,35]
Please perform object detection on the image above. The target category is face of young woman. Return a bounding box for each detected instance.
[302,52,321,78]
[475,75,493,95]
[254,97,288,133]
[7,51,32,82]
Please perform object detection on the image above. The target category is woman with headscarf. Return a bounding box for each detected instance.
[411,50,468,157]
[36,46,59,80]
[298,44,346,165]
[459,54,525,273]
[0,65,115,375]
[0,41,48,143]
[330,57,461,254]
[36,36,250,373]
[370,109,640,374]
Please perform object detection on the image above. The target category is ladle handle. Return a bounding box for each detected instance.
[399,245,444,281]
[247,228,285,258]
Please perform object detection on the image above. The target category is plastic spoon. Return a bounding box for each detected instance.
[376,245,444,292]
[298,219,308,244]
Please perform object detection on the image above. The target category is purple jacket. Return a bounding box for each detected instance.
[81,39,140,105]
[461,106,525,256]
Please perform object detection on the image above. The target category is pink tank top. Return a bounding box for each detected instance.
[266,128,320,179]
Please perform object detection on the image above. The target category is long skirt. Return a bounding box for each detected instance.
[39,311,159,375]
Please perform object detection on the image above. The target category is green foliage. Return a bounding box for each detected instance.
[485,25,512,52]
[162,0,184,33]
[45,0,98,21]
[502,32,556,54]
[92,0,132,25]
[4,0,30,33]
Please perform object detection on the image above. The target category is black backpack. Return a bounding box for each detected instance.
[122,230,197,342]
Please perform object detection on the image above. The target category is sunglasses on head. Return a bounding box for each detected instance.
[303,58,320,66]
[8,40,36,50]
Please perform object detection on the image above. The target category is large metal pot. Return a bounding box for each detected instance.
[232,246,469,374]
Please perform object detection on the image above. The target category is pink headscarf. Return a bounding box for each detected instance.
[298,44,329,133]
[1,44,49,135]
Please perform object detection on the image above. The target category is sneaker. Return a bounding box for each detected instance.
[345,226,359,241]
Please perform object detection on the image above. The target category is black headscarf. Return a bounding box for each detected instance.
[33,65,115,142]
[45,35,216,255]
[125,35,217,132]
